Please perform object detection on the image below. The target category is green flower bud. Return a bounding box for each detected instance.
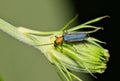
[0,15,110,81]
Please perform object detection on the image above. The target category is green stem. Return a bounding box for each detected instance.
[80,15,109,26]
[0,18,36,45]
[54,60,70,81]
[60,14,78,31]
[68,72,82,81]
[67,25,100,32]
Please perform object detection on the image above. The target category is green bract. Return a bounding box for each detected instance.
[0,15,110,81]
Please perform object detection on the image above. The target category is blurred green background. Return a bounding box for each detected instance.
[0,0,75,81]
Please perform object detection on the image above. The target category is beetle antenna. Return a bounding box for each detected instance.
[35,43,53,46]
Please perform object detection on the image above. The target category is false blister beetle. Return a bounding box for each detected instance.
[54,32,88,47]
[36,32,88,47]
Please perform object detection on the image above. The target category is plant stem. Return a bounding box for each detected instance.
[0,18,35,46]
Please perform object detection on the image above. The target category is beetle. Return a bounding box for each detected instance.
[54,32,88,47]
[36,32,88,47]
